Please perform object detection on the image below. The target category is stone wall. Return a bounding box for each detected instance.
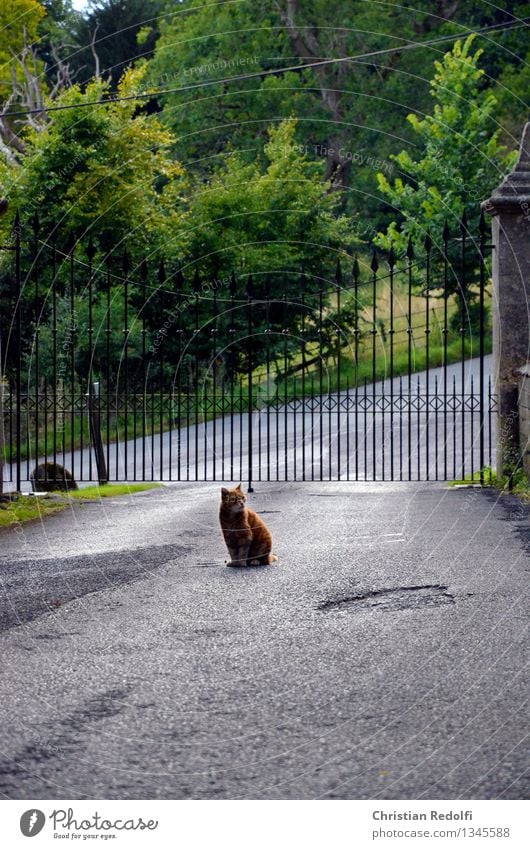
[518,364,530,481]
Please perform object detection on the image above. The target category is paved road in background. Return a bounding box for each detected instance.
[8,355,493,488]
[0,478,527,799]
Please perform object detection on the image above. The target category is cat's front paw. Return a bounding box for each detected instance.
[226,560,242,567]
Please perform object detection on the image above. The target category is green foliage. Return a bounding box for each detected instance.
[67,482,161,498]
[150,0,527,231]
[0,64,183,377]
[0,494,65,527]
[142,118,360,379]
[36,1,81,86]
[179,119,356,278]
[495,49,530,142]
[68,0,166,87]
[373,35,516,328]
[374,37,516,255]
[148,0,298,166]
[1,64,183,251]
[150,0,450,213]
[2,0,528,395]
[0,0,46,101]
[448,465,529,498]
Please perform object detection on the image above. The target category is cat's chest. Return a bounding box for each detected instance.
[220,512,251,533]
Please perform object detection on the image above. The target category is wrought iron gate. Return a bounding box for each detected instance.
[1,213,495,489]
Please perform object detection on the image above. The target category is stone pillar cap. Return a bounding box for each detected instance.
[482,122,530,213]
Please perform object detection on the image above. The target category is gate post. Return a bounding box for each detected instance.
[88,381,108,485]
[482,123,530,480]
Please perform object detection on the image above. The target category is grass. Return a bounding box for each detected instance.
[281,335,490,397]
[448,466,530,500]
[9,407,173,464]
[0,482,162,530]
[67,482,161,499]
[447,469,493,486]
[278,278,492,394]
[0,496,66,529]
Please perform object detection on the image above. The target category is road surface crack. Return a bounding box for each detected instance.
[318,584,455,613]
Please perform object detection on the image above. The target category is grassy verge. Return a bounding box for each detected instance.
[280,334,491,396]
[0,482,162,530]
[448,467,529,500]
[0,496,66,529]
[10,410,173,464]
[68,482,161,499]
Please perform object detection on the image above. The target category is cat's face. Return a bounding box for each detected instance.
[221,484,246,511]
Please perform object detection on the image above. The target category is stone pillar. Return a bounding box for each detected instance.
[482,123,530,478]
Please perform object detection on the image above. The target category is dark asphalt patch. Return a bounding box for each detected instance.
[0,543,189,633]
[0,687,131,797]
[318,584,456,613]
[484,490,530,556]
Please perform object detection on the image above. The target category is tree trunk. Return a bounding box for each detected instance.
[279,1,352,194]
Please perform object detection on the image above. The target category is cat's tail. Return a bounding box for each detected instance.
[267,553,278,564]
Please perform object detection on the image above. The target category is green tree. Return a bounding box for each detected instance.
[149,0,452,198]
[35,1,83,89]
[0,64,183,378]
[70,0,166,87]
[179,119,355,277]
[374,36,516,299]
[1,64,183,251]
[149,0,525,221]
[143,118,360,382]
[0,0,46,102]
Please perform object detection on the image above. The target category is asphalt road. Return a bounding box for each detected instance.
[8,355,493,487]
[0,478,527,799]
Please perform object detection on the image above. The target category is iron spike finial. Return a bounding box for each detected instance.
[352,255,360,282]
[370,248,378,273]
[86,237,96,262]
[65,230,76,254]
[175,266,184,292]
[424,231,432,254]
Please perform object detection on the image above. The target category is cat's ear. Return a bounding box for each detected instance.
[235,482,242,491]
[221,487,229,496]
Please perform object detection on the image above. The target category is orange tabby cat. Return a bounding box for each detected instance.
[219,484,278,566]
